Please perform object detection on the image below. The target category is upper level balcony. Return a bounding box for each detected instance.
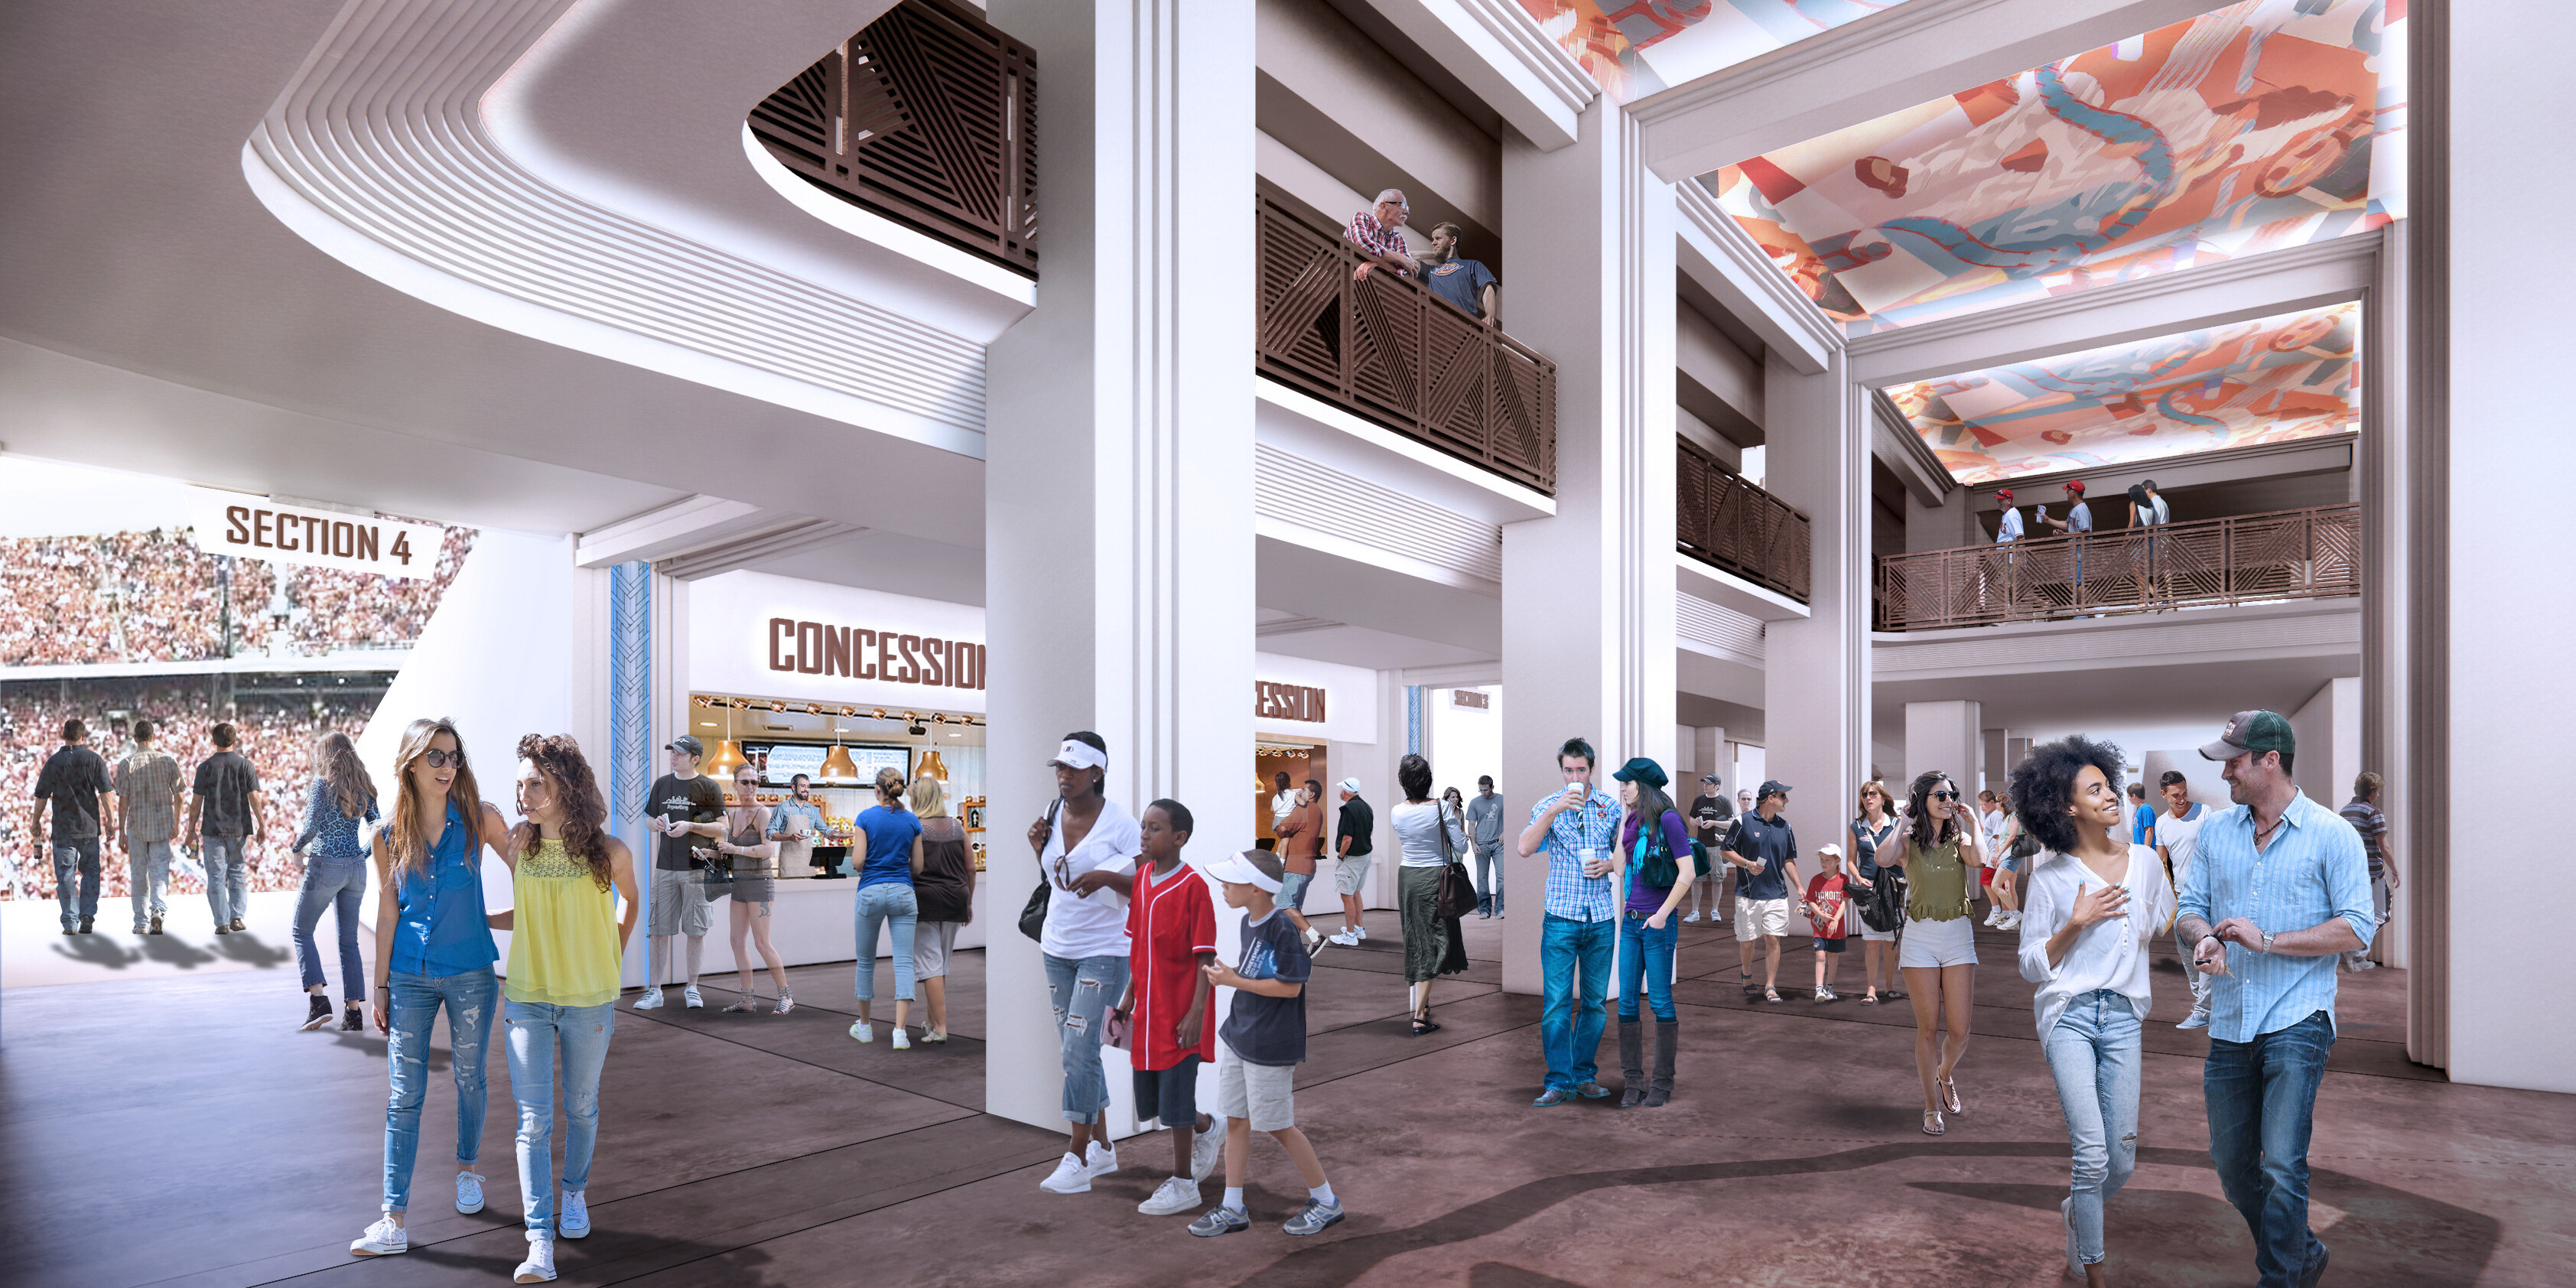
[1678,440,1810,605]
[1875,503,2362,631]
[1254,184,1556,496]
[749,0,1039,277]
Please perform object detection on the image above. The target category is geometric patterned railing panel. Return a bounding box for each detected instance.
[750,0,1038,275]
[1255,184,1556,495]
[1874,503,2361,630]
[1677,439,1811,603]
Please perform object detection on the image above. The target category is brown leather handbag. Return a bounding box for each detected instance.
[1433,804,1481,920]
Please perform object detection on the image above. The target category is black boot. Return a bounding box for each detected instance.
[1644,1019,1679,1107]
[1617,1018,1644,1107]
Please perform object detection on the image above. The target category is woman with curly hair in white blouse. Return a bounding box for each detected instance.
[2013,736,2174,1286]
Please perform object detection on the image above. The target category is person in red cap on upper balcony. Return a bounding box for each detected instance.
[2038,480,2094,614]
[1993,488,2024,544]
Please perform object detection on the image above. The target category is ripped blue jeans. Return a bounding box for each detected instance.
[382,967,498,1213]
[1042,952,1130,1124]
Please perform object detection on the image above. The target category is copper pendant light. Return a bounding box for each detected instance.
[819,742,860,783]
[707,739,749,777]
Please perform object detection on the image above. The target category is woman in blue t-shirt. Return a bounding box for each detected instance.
[851,766,925,1049]
[349,717,512,1260]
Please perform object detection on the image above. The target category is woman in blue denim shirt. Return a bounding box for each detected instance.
[348,717,513,1261]
[293,731,379,1034]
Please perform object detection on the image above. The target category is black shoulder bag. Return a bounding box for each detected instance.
[1018,798,1064,943]
[1433,804,1481,919]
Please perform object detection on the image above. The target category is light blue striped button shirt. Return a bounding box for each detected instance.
[2177,789,2375,1043]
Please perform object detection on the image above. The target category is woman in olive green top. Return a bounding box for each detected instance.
[490,735,638,1282]
[1895,769,1992,1137]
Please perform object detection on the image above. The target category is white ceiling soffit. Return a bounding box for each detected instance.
[1361,0,1595,150]
[1628,0,2220,182]
[1849,231,2384,388]
[243,0,991,459]
[1872,390,1953,506]
[1676,180,1836,374]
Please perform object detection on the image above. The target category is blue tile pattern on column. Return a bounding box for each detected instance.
[609,561,652,821]
[1407,685,1422,756]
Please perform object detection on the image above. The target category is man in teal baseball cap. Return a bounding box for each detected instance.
[2177,707,2374,1286]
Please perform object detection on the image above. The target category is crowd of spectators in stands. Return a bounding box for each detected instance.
[2,678,383,902]
[0,525,473,667]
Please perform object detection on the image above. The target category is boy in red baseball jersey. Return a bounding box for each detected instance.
[1110,799,1221,1216]
[1803,844,1851,1003]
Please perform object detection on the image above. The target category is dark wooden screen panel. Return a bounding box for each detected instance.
[1677,440,1812,603]
[749,0,1037,275]
[1873,503,2362,629]
[1254,184,1556,495]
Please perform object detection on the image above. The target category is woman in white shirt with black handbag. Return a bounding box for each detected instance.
[2014,736,2174,1287]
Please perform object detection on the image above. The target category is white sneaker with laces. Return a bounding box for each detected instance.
[1328,931,1360,948]
[1682,911,1700,923]
[1038,1152,1092,1193]
[850,1020,873,1042]
[558,1189,590,1239]
[2177,1007,2210,1030]
[1085,1140,1120,1178]
[890,1027,910,1051]
[513,1236,558,1283]
[1190,1124,1224,1182]
[683,985,704,1009]
[633,987,665,1010]
[350,1215,408,1257]
[1138,1176,1201,1216]
[457,1170,486,1214]
[1355,925,1368,941]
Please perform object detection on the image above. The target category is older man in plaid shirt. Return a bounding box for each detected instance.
[115,718,184,935]
[1515,736,1621,1107]
[1345,188,1419,281]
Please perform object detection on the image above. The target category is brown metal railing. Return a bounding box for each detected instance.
[1255,186,1557,494]
[1678,441,1811,603]
[1875,502,2360,630]
[750,0,1038,275]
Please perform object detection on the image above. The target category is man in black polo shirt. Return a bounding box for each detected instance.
[1722,781,1801,1002]
[1327,779,1374,947]
[1420,223,1498,322]
[31,719,115,935]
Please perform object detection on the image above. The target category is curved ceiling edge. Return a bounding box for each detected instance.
[241,0,987,460]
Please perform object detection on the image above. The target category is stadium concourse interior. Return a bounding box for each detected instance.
[2,1,2571,1286]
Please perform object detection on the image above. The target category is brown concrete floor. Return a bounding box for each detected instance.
[3,912,2568,1287]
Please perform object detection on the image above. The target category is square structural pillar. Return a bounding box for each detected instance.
[983,0,1256,1133]
[1760,353,1869,863]
[1498,99,1677,996]
[1904,701,1981,806]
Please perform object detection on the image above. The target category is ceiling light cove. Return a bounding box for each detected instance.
[1706,0,2405,332]
[1885,301,2360,486]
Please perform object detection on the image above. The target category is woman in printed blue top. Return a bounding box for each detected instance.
[350,717,514,1260]
[292,730,379,1034]
[1610,757,1693,1108]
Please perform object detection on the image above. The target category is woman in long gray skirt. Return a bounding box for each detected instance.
[1390,753,1469,1035]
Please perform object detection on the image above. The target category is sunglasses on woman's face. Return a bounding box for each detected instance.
[1930,789,1960,802]
[421,749,463,769]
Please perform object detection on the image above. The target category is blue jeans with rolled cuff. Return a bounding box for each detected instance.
[382,967,498,1213]
[2044,987,2141,1267]
[294,856,370,1000]
[854,882,918,1002]
[1043,952,1130,1124]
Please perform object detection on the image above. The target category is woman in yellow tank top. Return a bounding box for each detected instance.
[487,734,637,1282]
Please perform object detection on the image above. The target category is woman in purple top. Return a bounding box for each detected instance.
[1611,756,1694,1108]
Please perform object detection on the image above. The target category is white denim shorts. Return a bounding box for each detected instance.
[1898,915,1976,968]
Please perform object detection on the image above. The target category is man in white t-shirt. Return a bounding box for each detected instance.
[2152,769,2214,1029]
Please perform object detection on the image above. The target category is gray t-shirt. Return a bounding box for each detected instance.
[1463,792,1505,854]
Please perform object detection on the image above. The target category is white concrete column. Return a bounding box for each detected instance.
[1497,100,1678,996]
[983,0,1257,1132]
[1903,701,1979,805]
[1759,353,1869,861]
[1981,728,2007,795]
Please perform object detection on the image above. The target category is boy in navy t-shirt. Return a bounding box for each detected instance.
[1186,849,1344,1239]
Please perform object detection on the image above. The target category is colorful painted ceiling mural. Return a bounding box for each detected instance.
[1706,0,2405,333]
[1883,301,2359,486]
[1519,1,1910,104]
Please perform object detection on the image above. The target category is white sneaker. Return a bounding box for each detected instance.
[558,1189,590,1239]
[1039,1152,1092,1193]
[890,1027,910,1051]
[683,985,704,1009]
[1302,926,1325,955]
[1085,1140,1120,1178]
[1190,1123,1224,1182]
[513,1237,558,1283]
[1981,908,2002,928]
[1355,925,1368,941]
[457,1170,486,1214]
[2177,1008,2210,1030]
[633,987,665,1010]
[1328,931,1360,948]
[350,1215,408,1256]
[1683,911,1701,923]
[1138,1176,1202,1216]
[850,1020,873,1042]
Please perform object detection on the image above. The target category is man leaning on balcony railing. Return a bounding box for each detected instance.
[1347,189,1419,282]
[1421,223,1498,324]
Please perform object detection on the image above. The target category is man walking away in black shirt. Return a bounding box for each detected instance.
[32,719,115,935]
